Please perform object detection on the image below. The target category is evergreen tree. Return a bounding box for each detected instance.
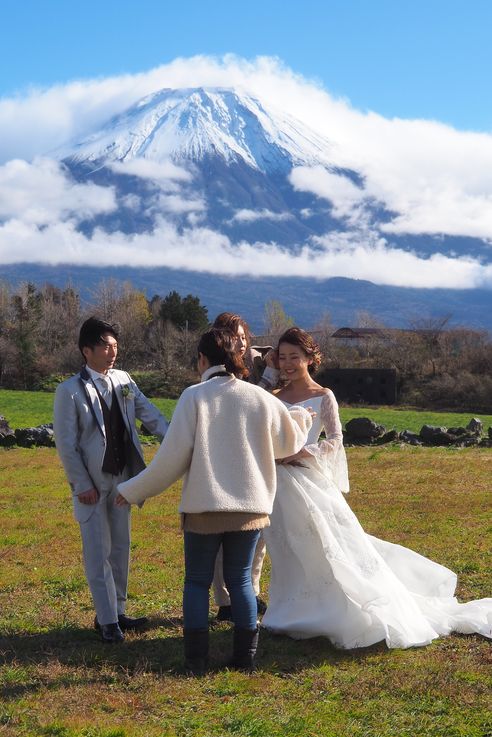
[159,291,208,331]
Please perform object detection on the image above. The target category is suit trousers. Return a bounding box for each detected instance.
[79,470,131,625]
[212,534,267,607]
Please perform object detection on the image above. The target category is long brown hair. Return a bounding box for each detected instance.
[277,327,322,375]
[197,329,246,378]
[213,312,252,346]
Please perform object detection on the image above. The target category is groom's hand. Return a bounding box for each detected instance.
[77,487,99,505]
[115,493,129,507]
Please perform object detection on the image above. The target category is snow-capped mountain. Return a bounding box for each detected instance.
[61,87,334,172]
[58,86,356,247]
[6,85,486,330]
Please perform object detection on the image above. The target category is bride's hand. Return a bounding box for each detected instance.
[264,349,279,369]
[277,447,312,465]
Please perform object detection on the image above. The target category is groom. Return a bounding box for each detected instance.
[53,317,169,643]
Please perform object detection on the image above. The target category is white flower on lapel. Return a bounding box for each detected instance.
[121,386,135,400]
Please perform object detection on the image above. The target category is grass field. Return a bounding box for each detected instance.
[1,389,492,435]
[0,443,491,737]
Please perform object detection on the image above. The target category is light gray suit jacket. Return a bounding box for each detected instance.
[53,366,169,521]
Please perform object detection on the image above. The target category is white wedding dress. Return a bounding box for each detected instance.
[262,393,492,649]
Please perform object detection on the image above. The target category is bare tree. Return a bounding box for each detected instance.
[263,300,294,338]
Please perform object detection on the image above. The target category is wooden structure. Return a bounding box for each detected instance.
[318,367,397,405]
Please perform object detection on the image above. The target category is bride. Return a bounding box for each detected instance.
[262,327,492,649]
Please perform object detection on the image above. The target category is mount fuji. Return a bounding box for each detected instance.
[4,86,492,330]
[58,86,356,248]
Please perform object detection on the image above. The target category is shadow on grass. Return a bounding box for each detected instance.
[0,617,388,699]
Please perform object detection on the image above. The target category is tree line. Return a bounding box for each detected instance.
[1,279,491,411]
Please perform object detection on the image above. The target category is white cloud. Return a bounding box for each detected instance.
[120,193,141,211]
[230,208,293,223]
[0,157,116,224]
[109,158,192,184]
[290,166,366,218]
[154,194,206,214]
[1,216,491,290]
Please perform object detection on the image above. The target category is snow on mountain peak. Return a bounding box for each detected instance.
[60,87,333,173]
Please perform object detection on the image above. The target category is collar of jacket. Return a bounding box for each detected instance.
[200,365,229,382]
[78,367,131,438]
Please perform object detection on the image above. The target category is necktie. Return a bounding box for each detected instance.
[98,376,112,408]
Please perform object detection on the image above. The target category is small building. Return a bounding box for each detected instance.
[331,327,384,340]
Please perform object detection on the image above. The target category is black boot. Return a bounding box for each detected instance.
[229,626,259,672]
[183,628,209,676]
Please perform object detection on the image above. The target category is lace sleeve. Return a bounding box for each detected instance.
[305,392,350,493]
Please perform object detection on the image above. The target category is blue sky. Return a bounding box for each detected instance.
[1,0,491,131]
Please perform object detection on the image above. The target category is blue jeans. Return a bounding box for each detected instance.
[183,529,261,630]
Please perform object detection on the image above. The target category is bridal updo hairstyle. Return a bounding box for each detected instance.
[197,328,246,378]
[277,327,322,375]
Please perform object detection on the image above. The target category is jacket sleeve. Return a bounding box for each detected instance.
[127,373,169,439]
[53,382,96,496]
[271,404,312,460]
[117,390,196,505]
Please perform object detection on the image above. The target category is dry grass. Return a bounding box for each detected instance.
[0,446,491,737]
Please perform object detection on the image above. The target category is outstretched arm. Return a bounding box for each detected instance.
[116,390,196,505]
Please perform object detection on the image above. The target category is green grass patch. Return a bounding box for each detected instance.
[339,405,492,433]
[0,445,490,736]
[2,389,491,435]
[0,390,176,430]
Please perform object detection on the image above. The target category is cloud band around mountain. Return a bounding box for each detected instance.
[1,54,492,290]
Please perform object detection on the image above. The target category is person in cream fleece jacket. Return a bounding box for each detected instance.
[116,328,311,673]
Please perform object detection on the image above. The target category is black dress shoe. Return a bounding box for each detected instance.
[216,605,234,622]
[96,622,125,644]
[118,613,149,632]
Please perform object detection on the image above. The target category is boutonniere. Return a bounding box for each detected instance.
[121,386,135,400]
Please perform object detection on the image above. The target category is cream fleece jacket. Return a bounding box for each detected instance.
[118,366,312,513]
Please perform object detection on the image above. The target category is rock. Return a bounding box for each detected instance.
[15,428,37,448]
[345,417,386,441]
[0,415,15,446]
[419,425,455,446]
[459,437,479,447]
[0,432,16,447]
[14,424,55,448]
[466,418,483,436]
[375,429,400,444]
[447,427,468,436]
[400,430,423,446]
[0,415,13,434]
[36,424,55,447]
